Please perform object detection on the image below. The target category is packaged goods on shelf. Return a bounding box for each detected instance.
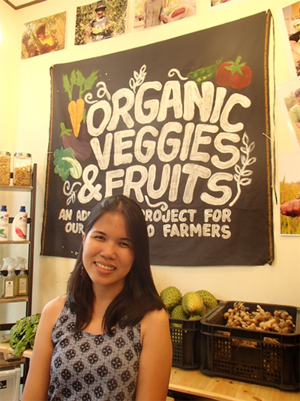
[12,207,27,241]
[0,151,11,185]
[13,152,32,186]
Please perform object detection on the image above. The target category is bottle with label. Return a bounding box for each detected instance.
[12,206,27,241]
[0,258,10,298]
[17,257,28,296]
[4,260,17,298]
[0,205,9,241]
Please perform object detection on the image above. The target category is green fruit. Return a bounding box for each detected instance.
[198,304,207,317]
[182,292,204,316]
[196,290,218,310]
[171,305,189,320]
[189,315,201,320]
[160,286,182,310]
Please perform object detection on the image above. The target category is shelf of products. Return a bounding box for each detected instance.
[0,164,36,329]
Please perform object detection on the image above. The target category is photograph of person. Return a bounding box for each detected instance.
[21,12,66,59]
[86,1,111,42]
[134,0,196,30]
[276,77,300,151]
[281,1,300,77]
[75,1,128,45]
[21,195,172,400]
[279,152,300,235]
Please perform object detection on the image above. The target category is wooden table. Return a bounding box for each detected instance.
[169,367,300,401]
[1,344,299,401]
[0,344,177,400]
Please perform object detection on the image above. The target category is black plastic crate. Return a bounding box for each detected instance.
[200,301,300,390]
[169,317,201,369]
[168,390,209,400]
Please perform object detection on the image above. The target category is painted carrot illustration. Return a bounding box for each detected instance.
[62,69,99,137]
[67,99,84,138]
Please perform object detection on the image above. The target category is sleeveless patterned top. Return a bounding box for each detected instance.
[47,301,142,401]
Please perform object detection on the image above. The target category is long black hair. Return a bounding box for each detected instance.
[67,194,165,334]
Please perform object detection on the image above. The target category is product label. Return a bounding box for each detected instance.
[0,213,8,240]
[0,380,8,389]
[18,278,28,294]
[4,280,14,297]
[15,220,27,239]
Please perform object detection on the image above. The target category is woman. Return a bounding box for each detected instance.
[22,195,172,400]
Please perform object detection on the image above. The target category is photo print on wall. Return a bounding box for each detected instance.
[210,0,249,10]
[21,12,66,59]
[279,1,300,77]
[75,0,128,45]
[279,152,300,235]
[134,0,196,30]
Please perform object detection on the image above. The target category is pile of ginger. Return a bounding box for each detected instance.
[224,302,296,333]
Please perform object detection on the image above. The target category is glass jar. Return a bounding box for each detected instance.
[0,151,11,185]
[13,153,32,186]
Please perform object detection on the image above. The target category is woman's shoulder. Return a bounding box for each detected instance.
[140,308,169,334]
[41,295,68,323]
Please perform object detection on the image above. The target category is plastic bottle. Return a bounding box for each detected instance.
[17,257,28,296]
[0,257,11,278]
[0,205,9,241]
[3,260,17,298]
[12,206,27,241]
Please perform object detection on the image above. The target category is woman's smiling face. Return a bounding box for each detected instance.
[82,211,134,292]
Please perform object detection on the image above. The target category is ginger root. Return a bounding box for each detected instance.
[224,302,296,333]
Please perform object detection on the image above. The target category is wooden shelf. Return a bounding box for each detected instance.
[0,164,37,384]
[0,184,33,191]
[0,350,26,369]
[0,343,32,359]
[0,240,30,244]
[0,296,28,304]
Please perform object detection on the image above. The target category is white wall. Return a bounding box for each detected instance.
[0,0,299,316]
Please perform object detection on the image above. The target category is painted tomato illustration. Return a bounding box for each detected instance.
[215,55,252,89]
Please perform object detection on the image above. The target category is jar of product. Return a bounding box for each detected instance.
[13,153,32,186]
[0,151,11,185]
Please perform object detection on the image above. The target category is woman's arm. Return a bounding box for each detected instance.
[21,295,67,401]
[136,308,172,401]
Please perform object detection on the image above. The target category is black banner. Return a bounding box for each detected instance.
[41,11,273,266]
